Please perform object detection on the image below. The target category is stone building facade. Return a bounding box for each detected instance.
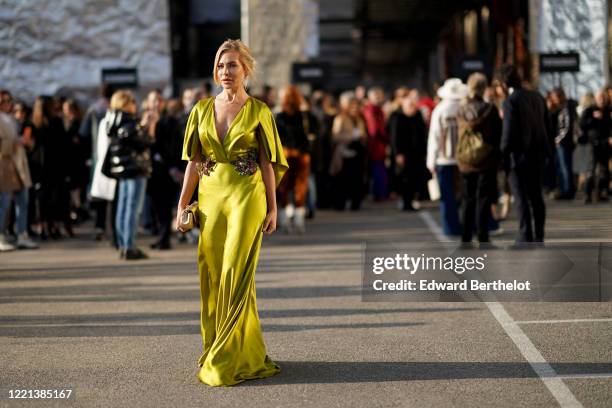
[0,0,172,102]
[530,0,609,99]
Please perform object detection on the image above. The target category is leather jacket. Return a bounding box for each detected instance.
[101,109,153,179]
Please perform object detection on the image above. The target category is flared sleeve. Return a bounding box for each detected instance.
[258,106,289,188]
[182,102,202,161]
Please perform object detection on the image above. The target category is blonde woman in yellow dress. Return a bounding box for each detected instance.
[175,39,288,386]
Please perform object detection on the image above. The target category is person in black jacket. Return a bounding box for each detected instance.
[388,95,428,211]
[580,88,611,203]
[549,88,577,199]
[102,90,153,260]
[62,99,89,221]
[32,95,73,239]
[144,90,183,249]
[495,64,553,243]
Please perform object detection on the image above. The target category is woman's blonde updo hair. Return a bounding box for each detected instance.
[213,39,256,87]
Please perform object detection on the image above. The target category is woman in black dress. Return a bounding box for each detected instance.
[388,95,428,211]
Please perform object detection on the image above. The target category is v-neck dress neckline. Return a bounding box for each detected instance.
[212,95,251,145]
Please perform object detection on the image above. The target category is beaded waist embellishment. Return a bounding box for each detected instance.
[195,156,217,177]
[196,149,259,178]
[231,149,259,175]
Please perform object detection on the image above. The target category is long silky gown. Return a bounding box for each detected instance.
[182,96,288,386]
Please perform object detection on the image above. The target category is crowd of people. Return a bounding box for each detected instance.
[0,63,610,255]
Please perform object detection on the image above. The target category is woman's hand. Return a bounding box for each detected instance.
[176,160,201,233]
[176,205,187,232]
[262,209,277,234]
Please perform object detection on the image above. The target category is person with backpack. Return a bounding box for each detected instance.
[456,73,502,245]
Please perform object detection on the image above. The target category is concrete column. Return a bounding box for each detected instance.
[241,0,318,94]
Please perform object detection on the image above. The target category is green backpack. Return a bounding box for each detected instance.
[456,107,493,167]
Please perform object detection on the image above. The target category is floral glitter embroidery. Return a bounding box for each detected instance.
[196,156,217,177]
[231,149,259,175]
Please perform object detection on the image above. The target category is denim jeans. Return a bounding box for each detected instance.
[436,165,462,236]
[115,177,147,250]
[555,145,574,195]
[0,189,29,235]
[370,160,388,200]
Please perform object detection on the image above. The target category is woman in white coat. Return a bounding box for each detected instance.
[89,109,117,242]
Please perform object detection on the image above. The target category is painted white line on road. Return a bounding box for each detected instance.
[417,211,481,302]
[515,318,612,325]
[418,211,448,242]
[420,210,583,408]
[486,302,583,407]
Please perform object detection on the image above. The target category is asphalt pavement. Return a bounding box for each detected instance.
[1,197,611,408]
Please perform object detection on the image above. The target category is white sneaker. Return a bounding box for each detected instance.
[0,234,16,252]
[490,227,505,236]
[285,204,295,218]
[16,233,39,249]
[294,207,306,234]
[279,207,293,234]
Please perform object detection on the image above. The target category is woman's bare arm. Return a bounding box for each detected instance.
[258,144,277,234]
[175,152,201,231]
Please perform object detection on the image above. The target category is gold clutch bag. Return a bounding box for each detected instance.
[179,201,199,232]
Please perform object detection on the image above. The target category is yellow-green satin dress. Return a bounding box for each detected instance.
[182,96,288,386]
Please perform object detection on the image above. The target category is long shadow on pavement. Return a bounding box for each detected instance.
[0,322,426,337]
[0,284,365,303]
[0,307,482,337]
[237,361,612,385]
[0,307,478,325]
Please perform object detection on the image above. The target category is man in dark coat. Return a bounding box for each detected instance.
[495,65,553,243]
